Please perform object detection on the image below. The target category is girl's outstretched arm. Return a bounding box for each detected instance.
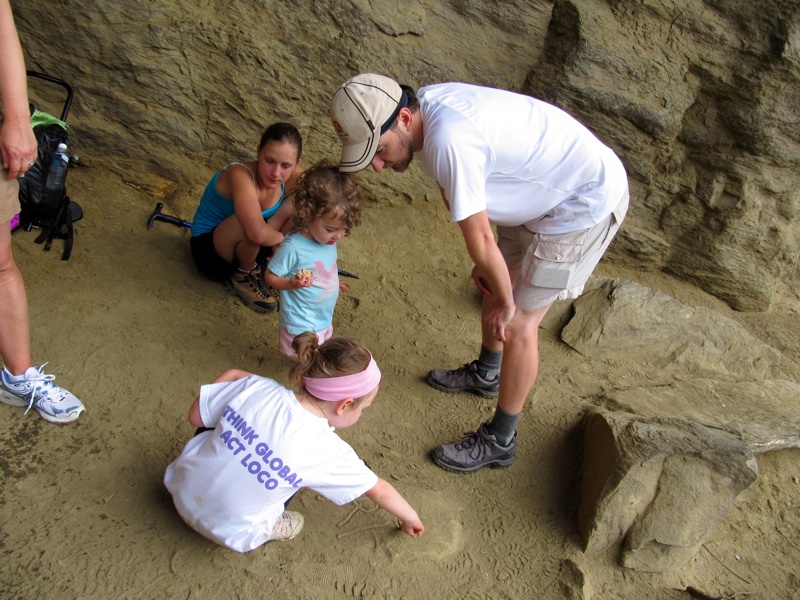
[365,478,424,537]
[188,369,252,426]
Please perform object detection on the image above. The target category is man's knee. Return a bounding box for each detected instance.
[508,304,551,340]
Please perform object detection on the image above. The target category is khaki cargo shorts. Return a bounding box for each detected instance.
[0,168,21,225]
[497,193,629,310]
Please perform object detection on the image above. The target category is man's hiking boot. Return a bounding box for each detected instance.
[225,270,277,313]
[0,365,85,424]
[432,422,516,473]
[425,361,499,398]
[269,511,304,541]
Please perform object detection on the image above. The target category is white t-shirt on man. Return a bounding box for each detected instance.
[164,375,377,553]
[417,82,629,234]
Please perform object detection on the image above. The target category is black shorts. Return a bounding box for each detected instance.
[190,230,273,282]
[190,231,236,282]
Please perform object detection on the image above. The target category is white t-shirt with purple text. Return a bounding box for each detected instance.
[164,375,377,552]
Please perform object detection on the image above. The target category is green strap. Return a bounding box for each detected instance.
[30,108,67,131]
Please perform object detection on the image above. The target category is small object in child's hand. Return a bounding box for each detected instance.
[296,268,313,279]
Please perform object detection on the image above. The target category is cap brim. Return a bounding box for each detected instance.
[338,129,380,173]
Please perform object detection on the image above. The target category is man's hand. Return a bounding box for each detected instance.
[471,265,492,296]
[483,293,515,342]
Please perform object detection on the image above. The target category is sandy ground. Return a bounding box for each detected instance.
[1,163,799,600]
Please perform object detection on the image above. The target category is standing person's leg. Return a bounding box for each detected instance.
[431,199,627,473]
[0,218,31,375]
[0,176,85,423]
[425,292,504,398]
[425,226,530,398]
[495,303,552,417]
[431,305,549,473]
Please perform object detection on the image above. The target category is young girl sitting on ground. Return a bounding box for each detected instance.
[164,333,424,553]
[264,163,363,356]
[189,122,303,313]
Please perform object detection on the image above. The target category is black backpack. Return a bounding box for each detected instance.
[16,71,82,260]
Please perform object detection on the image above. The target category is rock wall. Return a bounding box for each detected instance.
[11,0,800,312]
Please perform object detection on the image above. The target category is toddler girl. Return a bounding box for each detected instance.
[264,163,363,355]
[164,333,424,553]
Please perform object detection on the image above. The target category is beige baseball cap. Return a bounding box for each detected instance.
[329,74,408,172]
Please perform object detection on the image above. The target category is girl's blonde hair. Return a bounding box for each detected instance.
[292,161,364,234]
[288,333,373,404]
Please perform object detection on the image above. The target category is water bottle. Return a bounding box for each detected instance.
[45,142,69,195]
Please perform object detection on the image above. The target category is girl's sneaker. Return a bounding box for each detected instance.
[269,511,304,541]
[0,365,85,424]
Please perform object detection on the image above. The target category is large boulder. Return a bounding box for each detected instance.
[578,409,759,572]
[561,278,781,380]
[578,375,800,572]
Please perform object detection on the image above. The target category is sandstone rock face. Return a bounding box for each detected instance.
[11,0,800,311]
[561,278,781,380]
[527,0,800,312]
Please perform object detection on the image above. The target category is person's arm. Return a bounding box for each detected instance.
[455,208,516,342]
[267,164,305,240]
[264,266,312,292]
[187,369,251,427]
[266,191,296,240]
[365,478,424,537]
[0,0,37,179]
[226,166,285,247]
[263,242,311,292]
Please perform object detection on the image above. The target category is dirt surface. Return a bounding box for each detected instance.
[2,164,799,599]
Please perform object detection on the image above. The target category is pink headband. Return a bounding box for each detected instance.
[303,357,381,401]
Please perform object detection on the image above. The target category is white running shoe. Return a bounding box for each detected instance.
[0,364,85,424]
[269,511,304,541]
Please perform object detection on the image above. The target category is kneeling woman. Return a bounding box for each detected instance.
[190,123,303,312]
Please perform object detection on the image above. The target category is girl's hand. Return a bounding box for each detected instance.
[339,281,350,293]
[399,519,425,537]
[286,270,313,290]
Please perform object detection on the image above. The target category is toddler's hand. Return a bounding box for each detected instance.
[399,519,424,538]
[290,269,313,289]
